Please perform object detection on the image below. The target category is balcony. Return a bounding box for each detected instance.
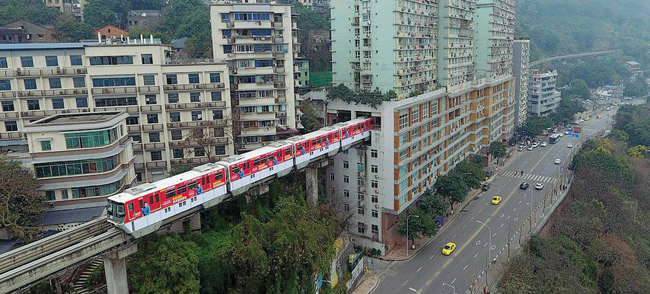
[140,105,162,112]
[127,125,141,133]
[146,161,167,169]
[205,101,226,108]
[91,87,137,95]
[165,102,202,110]
[95,106,139,114]
[241,126,276,136]
[0,69,14,77]
[138,86,160,93]
[140,123,164,131]
[171,157,212,166]
[15,67,86,77]
[144,142,166,150]
[273,66,285,74]
[0,112,18,119]
[0,91,15,98]
[163,83,225,91]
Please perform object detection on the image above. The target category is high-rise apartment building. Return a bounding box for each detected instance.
[331,0,438,99]
[0,41,233,186]
[210,0,299,152]
[474,0,515,80]
[513,39,530,126]
[528,69,561,116]
[329,0,515,254]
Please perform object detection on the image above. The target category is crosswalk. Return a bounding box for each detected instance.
[501,170,557,184]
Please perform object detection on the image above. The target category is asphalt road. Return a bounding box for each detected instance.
[371,107,619,294]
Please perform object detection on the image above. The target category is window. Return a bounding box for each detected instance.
[147,113,158,123]
[358,193,365,201]
[371,165,378,173]
[358,222,366,234]
[398,110,408,129]
[411,106,420,124]
[150,151,162,161]
[52,98,64,109]
[0,57,7,68]
[24,79,37,90]
[1,100,14,111]
[27,99,40,110]
[371,180,378,188]
[64,128,119,149]
[211,91,222,101]
[212,109,223,119]
[149,132,160,143]
[171,130,182,140]
[194,148,205,157]
[166,74,177,85]
[169,112,180,122]
[141,54,153,64]
[191,111,202,121]
[131,134,141,143]
[126,116,139,125]
[190,92,200,102]
[173,149,184,159]
[344,190,349,197]
[76,97,88,108]
[167,93,179,103]
[371,224,379,234]
[143,74,155,85]
[45,191,56,201]
[371,195,378,203]
[49,78,61,89]
[371,149,378,158]
[0,79,10,91]
[95,97,137,107]
[343,161,349,168]
[372,210,378,218]
[45,56,58,67]
[255,60,272,67]
[422,103,429,120]
[344,175,349,183]
[40,140,52,151]
[73,77,85,88]
[70,55,82,66]
[221,13,230,22]
[215,146,226,155]
[223,45,232,53]
[188,74,199,84]
[330,173,334,181]
[92,77,135,87]
[358,207,365,215]
[89,56,133,65]
[344,204,350,212]
[210,73,221,83]
[145,94,157,104]
[5,121,17,132]
[21,56,34,67]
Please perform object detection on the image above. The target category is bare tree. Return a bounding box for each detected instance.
[0,158,43,240]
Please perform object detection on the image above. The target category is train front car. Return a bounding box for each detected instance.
[217,142,294,196]
[334,118,372,150]
[107,163,228,238]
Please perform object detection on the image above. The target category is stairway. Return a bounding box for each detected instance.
[71,259,103,294]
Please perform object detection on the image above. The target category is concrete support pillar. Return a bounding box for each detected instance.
[189,213,201,232]
[104,244,137,294]
[306,168,318,207]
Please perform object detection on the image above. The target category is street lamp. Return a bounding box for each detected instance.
[406,214,419,258]
[443,283,457,294]
[475,220,492,263]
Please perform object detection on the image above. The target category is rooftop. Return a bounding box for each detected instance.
[32,112,123,125]
[0,42,95,51]
[23,112,129,134]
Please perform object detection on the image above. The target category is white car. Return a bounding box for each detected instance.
[567,143,574,148]
[554,158,561,164]
[564,131,570,135]
[532,142,540,148]
[534,183,544,190]
[527,146,534,151]
[540,142,548,147]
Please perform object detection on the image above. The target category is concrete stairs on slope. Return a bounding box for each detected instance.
[71,259,103,294]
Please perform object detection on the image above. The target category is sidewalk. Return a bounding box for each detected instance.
[381,147,523,262]
[350,273,377,294]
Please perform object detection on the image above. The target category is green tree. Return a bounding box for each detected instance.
[54,21,94,42]
[436,172,470,210]
[521,116,553,137]
[627,145,647,158]
[0,158,43,240]
[169,165,192,176]
[454,160,485,189]
[624,79,649,98]
[132,0,165,10]
[84,0,127,28]
[489,141,507,159]
[397,208,437,244]
[128,234,201,294]
[419,191,449,217]
[299,103,323,133]
[562,79,591,99]
[0,0,59,26]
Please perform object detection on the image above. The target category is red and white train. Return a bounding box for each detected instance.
[107,118,372,237]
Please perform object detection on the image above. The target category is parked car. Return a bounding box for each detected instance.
[482,183,491,191]
[540,142,548,147]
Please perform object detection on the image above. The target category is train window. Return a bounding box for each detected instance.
[268,155,274,162]
[260,157,267,164]
[188,182,197,190]
[149,195,153,204]
[117,205,125,217]
[139,199,143,209]
[254,159,260,166]
[215,172,223,181]
[231,166,239,174]
[155,194,160,203]
[166,190,175,199]
[177,185,187,194]
[128,203,134,212]
[202,177,206,186]
[285,148,291,155]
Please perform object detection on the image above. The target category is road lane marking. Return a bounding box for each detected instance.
[434,271,441,277]
[430,254,435,260]
[417,266,422,273]
[474,253,479,258]
[442,258,453,269]
[426,279,432,286]
[513,207,517,211]
[402,280,408,286]
[451,278,457,284]
[463,264,469,271]
[500,223,505,228]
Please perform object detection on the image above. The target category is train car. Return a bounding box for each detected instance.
[217,141,294,196]
[334,118,372,150]
[107,163,227,238]
[286,126,342,169]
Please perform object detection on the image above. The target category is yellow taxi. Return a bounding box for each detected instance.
[442,242,456,256]
[491,196,502,205]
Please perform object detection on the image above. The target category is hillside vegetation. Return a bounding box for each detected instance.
[499,105,650,293]
[516,0,650,64]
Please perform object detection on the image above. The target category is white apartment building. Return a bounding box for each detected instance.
[21,112,136,202]
[513,39,530,126]
[0,41,233,184]
[210,0,299,152]
[474,0,515,80]
[331,0,438,99]
[528,70,561,116]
